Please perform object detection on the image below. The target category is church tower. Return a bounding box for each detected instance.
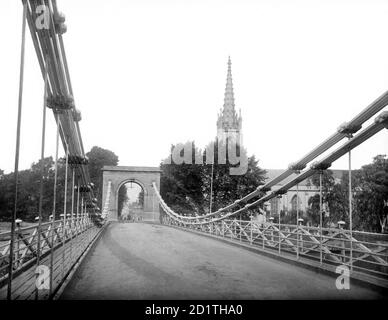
[217,57,242,143]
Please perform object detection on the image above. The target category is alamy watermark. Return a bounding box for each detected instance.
[34,5,66,33]
[335,264,350,290]
[35,5,50,30]
[163,133,248,175]
[35,265,50,290]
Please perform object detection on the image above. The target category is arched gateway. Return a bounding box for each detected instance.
[102,166,161,222]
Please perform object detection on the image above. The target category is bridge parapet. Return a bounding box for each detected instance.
[161,216,388,287]
[0,216,108,300]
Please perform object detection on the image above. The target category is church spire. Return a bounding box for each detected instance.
[217,56,242,137]
[223,56,236,117]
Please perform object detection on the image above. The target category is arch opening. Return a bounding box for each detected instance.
[117,180,145,222]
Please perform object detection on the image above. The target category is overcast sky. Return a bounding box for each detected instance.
[0,0,387,174]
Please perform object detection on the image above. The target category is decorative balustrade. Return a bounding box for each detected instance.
[162,216,388,281]
[0,216,107,300]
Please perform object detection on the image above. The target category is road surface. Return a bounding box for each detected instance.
[61,222,385,299]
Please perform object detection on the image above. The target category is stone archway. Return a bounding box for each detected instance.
[102,166,161,222]
[117,179,145,221]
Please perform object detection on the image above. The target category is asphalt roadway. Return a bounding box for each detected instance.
[60,222,385,300]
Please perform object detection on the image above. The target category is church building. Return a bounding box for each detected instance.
[216,57,347,222]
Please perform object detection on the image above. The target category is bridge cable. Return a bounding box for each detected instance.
[70,167,75,264]
[77,181,80,218]
[319,171,323,265]
[61,141,69,281]
[154,111,387,225]
[164,92,388,223]
[7,0,27,301]
[296,182,300,259]
[35,53,49,300]
[348,135,353,271]
[49,115,60,298]
[278,195,281,255]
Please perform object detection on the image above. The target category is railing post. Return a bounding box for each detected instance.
[277,195,283,254]
[297,218,304,259]
[250,221,253,245]
[239,215,242,242]
[269,217,274,243]
[348,140,353,272]
[76,182,80,219]
[278,195,282,255]
[260,222,264,249]
[319,171,323,265]
[15,219,22,270]
[338,221,346,263]
[296,183,299,259]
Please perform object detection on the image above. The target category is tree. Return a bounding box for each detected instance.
[0,145,120,223]
[137,190,144,207]
[159,138,267,219]
[0,170,17,221]
[0,156,64,222]
[117,184,128,219]
[160,142,205,216]
[353,155,388,233]
[306,170,336,227]
[305,155,388,232]
[202,138,267,218]
[86,146,119,208]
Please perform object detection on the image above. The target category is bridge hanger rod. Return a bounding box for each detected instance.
[7,0,28,300]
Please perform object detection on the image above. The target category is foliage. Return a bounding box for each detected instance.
[117,184,129,218]
[138,190,144,207]
[160,142,205,216]
[160,138,267,219]
[306,155,388,232]
[281,209,304,225]
[86,146,119,208]
[0,157,71,222]
[0,146,119,222]
[353,155,388,233]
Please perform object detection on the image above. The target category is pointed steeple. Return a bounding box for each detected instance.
[222,56,236,121]
[217,56,242,136]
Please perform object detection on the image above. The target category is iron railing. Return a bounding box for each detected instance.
[163,216,388,282]
[0,216,106,300]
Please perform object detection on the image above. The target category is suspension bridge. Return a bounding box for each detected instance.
[1,0,388,300]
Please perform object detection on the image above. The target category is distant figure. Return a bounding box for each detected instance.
[257,213,266,227]
[121,211,129,222]
[132,212,139,222]
[255,207,267,228]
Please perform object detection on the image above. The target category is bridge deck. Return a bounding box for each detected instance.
[61,223,384,299]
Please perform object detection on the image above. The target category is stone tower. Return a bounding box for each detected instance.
[216,57,242,143]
